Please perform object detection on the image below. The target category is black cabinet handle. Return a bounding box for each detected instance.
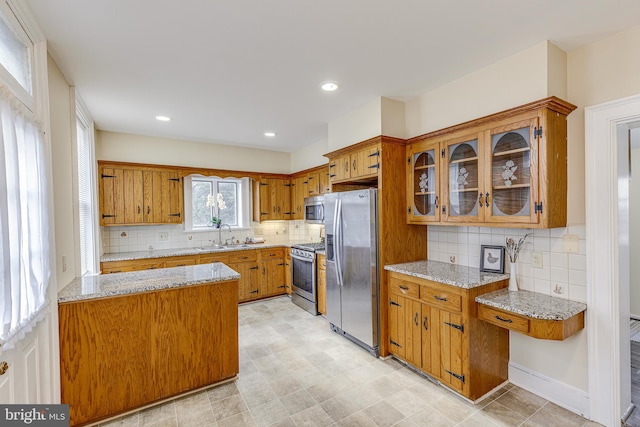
[423,316,428,331]
[495,315,513,323]
[414,312,419,326]
[434,295,447,302]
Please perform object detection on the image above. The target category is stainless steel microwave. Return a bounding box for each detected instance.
[304,196,324,224]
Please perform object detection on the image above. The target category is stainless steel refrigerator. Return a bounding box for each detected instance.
[324,188,379,357]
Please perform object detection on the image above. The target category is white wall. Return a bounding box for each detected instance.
[381,97,406,139]
[630,147,640,317]
[97,130,292,174]
[290,138,328,173]
[405,41,556,139]
[48,55,77,290]
[328,98,382,151]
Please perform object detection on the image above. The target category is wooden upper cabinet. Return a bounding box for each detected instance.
[318,167,331,194]
[99,162,183,226]
[406,97,576,228]
[328,143,381,184]
[306,172,320,196]
[290,176,307,220]
[407,140,441,223]
[253,177,291,221]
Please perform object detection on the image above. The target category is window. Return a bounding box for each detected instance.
[75,93,98,276]
[0,5,48,351]
[184,176,251,231]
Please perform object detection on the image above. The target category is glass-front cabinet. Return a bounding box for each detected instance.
[406,97,576,228]
[443,135,483,223]
[407,141,440,223]
[486,117,539,224]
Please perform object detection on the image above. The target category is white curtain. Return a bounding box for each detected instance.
[0,84,50,350]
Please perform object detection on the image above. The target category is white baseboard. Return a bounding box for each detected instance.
[509,362,590,419]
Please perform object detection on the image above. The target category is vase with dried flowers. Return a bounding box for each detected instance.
[206,193,226,228]
[505,233,532,291]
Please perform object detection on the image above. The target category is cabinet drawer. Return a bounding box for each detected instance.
[198,253,230,264]
[101,260,164,274]
[478,305,529,334]
[164,257,196,268]
[389,277,420,299]
[229,250,258,263]
[260,248,284,259]
[420,286,462,312]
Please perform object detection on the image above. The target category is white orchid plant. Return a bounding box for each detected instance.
[206,193,226,226]
[505,233,532,263]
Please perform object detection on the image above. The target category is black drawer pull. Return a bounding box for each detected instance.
[434,295,447,302]
[399,285,409,292]
[495,315,513,323]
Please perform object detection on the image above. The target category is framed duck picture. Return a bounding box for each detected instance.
[480,245,505,274]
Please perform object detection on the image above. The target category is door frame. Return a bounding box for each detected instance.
[585,93,640,426]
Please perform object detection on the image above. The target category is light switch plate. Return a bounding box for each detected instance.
[563,234,579,253]
[159,232,169,241]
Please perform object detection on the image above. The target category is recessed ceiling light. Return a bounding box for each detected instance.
[264,132,277,137]
[155,115,171,122]
[321,81,340,92]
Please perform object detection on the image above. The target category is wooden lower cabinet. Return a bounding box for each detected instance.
[317,253,326,315]
[59,279,239,426]
[102,247,288,303]
[388,271,509,400]
[260,248,286,297]
[285,252,292,295]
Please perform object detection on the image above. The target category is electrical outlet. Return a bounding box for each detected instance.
[532,252,543,268]
[159,232,169,241]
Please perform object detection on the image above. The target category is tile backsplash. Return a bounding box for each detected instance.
[427,224,587,303]
[101,220,323,254]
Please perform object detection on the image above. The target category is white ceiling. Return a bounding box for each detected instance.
[24,0,640,153]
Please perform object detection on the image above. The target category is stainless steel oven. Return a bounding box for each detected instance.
[290,242,324,315]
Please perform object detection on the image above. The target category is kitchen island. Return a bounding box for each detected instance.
[58,263,240,426]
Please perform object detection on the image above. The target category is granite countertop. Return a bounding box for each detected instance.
[101,242,295,262]
[384,260,509,289]
[59,263,241,303]
[475,289,587,321]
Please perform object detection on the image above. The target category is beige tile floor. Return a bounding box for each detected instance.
[100,296,601,427]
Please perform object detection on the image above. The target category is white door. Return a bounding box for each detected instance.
[0,305,59,404]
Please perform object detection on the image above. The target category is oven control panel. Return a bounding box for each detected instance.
[291,248,315,259]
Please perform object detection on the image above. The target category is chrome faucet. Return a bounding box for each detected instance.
[217,224,232,246]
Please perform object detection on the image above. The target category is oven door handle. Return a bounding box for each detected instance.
[290,253,314,263]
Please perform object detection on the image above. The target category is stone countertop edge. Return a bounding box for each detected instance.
[101,242,301,262]
[59,263,241,303]
[384,259,509,289]
[475,288,587,321]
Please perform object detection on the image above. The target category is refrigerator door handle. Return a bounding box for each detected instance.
[334,198,343,286]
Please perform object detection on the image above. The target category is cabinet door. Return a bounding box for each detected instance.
[330,154,351,182]
[442,134,484,223]
[290,176,306,220]
[284,253,292,295]
[420,304,433,374]
[317,254,326,315]
[363,145,381,176]
[123,169,144,224]
[257,179,273,221]
[485,117,539,225]
[279,179,292,219]
[162,172,183,224]
[388,295,406,359]
[388,295,421,367]
[306,173,320,196]
[319,167,331,194]
[435,309,465,393]
[407,143,440,223]
[99,167,124,225]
